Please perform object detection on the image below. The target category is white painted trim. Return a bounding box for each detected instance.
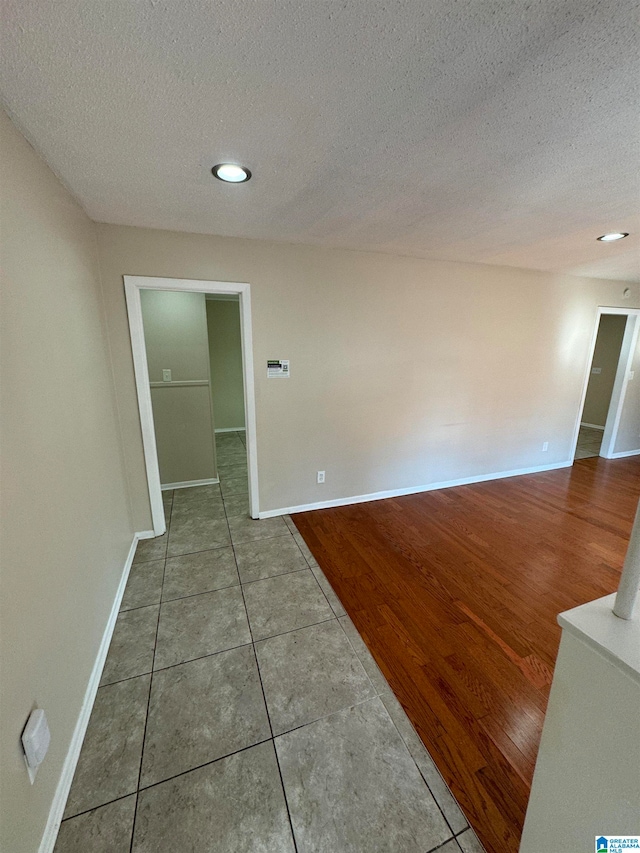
[124,281,166,536]
[39,532,144,853]
[258,460,573,518]
[601,313,640,458]
[124,276,260,527]
[149,379,209,387]
[237,285,260,520]
[580,422,605,431]
[559,593,640,685]
[607,448,640,459]
[202,303,220,490]
[137,529,156,540]
[215,427,246,433]
[161,477,219,490]
[571,307,640,463]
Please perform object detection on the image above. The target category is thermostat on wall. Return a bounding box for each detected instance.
[267,359,290,378]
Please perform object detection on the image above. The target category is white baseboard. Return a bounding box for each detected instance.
[38,531,146,853]
[580,422,605,430]
[215,427,245,433]
[607,448,640,459]
[258,460,573,519]
[161,477,219,490]
[137,529,156,540]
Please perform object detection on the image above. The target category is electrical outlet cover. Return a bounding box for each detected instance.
[22,709,50,783]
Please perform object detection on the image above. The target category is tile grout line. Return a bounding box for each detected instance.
[380,695,465,839]
[64,735,274,820]
[102,613,343,688]
[335,619,382,698]
[63,483,295,843]
[247,615,338,647]
[334,609,469,837]
[167,492,466,843]
[283,515,349,623]
[162,531,294,562]
[128,493,172,853]
[116,582,341,683]
[65,506,172,828]
[221,483,300,853]
[340,617,473,839]
[77,480,472,851]
[62,692,417,830]
[160,580,243,605]
[59,792,141,826]
[137,737,274,795]
[424,835,461,853]
[60,736,274,826]
[294,530,469,841]
[239,565,308,587]
[272,692,383,741]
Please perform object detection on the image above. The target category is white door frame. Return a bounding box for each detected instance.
[571,306,640,462]
[124,275,259,535]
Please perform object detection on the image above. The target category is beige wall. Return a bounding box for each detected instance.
[206,298,246,430]
[95,223,640,529]
[140,290,216,484]
[614,329,640,454]
[141,289,211,381]
[3,104,638,853]
[582,313,627,427]
[0,111,134,852]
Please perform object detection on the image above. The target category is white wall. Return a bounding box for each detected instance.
[0,110,134,853]
[95,223,640,529]
[140,289,216,485]
[521,627,640,850]
[614,330,640,455]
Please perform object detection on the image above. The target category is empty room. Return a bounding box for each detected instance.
[1,3,639,853]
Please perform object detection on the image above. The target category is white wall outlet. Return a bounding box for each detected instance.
[317,471,325,484]
[162,369,172,382]
[591,367,602,375]
[542,442,549,452]
[22,709,50,784]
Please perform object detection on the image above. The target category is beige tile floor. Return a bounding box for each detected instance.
[575,424,604,459]
[54,430,485,853]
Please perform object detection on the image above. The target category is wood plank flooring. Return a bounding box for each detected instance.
[292,457,640,853]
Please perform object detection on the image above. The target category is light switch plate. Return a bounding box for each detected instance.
[162,369,171,382]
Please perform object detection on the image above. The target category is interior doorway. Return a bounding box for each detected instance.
[124,276,259,535]
[573,307,640,462]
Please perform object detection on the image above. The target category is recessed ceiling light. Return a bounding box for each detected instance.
[211,163,251,183]
[597,232,629,242]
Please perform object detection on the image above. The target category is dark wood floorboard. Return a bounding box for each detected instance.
[293,457,640,853]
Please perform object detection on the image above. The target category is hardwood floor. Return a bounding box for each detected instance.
[293,457,640,853]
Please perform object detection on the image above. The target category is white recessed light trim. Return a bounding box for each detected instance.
[597,232,629,242]
[211,163,251,183]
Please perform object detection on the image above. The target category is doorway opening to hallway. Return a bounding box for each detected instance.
[124,276,259,536]
[573,307,640,463]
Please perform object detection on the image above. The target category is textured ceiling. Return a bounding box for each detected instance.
[1,0,639,280]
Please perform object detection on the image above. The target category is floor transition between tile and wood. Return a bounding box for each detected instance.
[55,431,485,852]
